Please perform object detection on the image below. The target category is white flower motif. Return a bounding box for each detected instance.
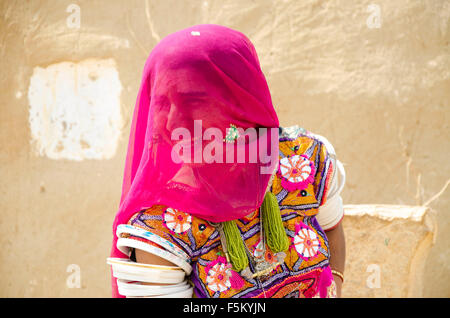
[293,227,320,259]
[163,208,192,234]
[206,262,231,292]
[279,155,313,183]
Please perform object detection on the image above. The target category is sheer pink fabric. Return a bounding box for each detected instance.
[110,24,279,297]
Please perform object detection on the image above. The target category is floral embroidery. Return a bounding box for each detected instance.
[163,207,192,234]
[278,154,316,191]
[293,222,321,260]
[253,239,278,266]
[123,126,336,298]
[205,258,232,293]
[264,249,277,265]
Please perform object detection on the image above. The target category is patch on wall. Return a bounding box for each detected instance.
[27,59,123,160]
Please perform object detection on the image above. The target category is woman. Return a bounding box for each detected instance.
[108,24,346,298]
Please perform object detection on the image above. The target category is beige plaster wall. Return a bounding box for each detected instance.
[342,205,437,297]
[0,0,448,297]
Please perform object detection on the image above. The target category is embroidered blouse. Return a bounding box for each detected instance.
[114,125,345,298]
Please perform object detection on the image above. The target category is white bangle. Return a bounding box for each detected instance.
[126,286,194,298]
[117,279,192,297]
[116,224,190,262]
[117,238,193,275]
[107,257,186,284]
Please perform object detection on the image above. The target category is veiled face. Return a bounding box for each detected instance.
[120,24,279,223]
[156,65,233,136]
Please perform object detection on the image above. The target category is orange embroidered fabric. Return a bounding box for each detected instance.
[120,127,337,298]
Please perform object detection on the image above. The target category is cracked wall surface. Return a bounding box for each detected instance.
[0,0,448,297]
[342,205,437,297]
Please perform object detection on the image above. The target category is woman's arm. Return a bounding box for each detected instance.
[134,248,177,267]
[325,222,346,297]
[133,248,179,286]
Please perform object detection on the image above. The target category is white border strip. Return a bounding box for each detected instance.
[117,279,190,297]
[127,286,194,298]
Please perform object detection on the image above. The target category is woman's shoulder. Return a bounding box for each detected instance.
[278,125,340,207]
[279,124,336,158]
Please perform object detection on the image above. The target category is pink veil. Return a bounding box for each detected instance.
[110,24,279,297]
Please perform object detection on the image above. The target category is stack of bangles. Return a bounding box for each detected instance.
[331,269,344,283]
[107,224,193,298]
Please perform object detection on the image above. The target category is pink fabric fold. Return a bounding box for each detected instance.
[110,24,279,297]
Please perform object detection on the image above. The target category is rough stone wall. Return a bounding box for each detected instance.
[0,0,448,297]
